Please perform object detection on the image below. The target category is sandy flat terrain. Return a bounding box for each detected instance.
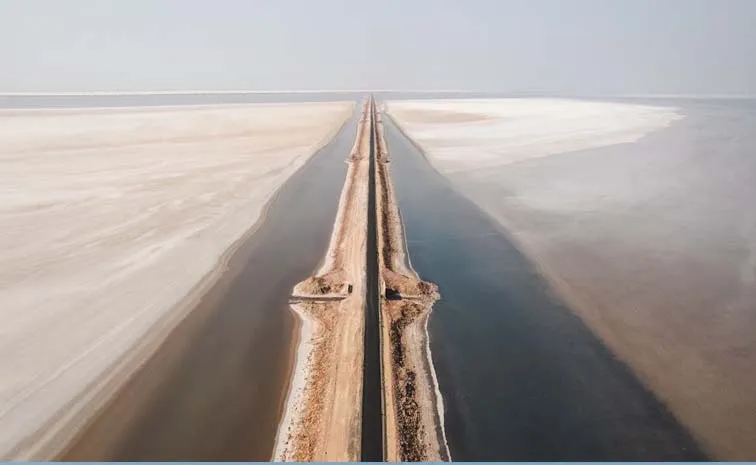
[388,98,756,460]
[0,102,352,459]
[389,98,681,173]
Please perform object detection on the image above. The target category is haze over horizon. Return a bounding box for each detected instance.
[1,0,756,95]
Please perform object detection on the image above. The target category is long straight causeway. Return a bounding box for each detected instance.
[277,97,448,462]
[275,100,371,461]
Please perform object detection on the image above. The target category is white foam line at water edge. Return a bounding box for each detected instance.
[272,304,315,461]
[314,161,356,276]
[423,314,451,460]
[396,201,451,459]
[395,205,418,280]
[272,123,360,458]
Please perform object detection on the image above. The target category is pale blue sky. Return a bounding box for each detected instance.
[1,0,754,94]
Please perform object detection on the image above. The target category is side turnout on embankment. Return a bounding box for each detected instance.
[373,102,450,462]
[274,97,448,462]
[273,99,372,462]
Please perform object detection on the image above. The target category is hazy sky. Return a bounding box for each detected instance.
[1,0,754,94]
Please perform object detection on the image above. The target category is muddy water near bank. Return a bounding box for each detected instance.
[383,118,707,461]
[60,112,360,461]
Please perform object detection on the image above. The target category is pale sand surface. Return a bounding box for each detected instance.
[389,98,682,173]
[0,102,352,458]
[388,98,756,460]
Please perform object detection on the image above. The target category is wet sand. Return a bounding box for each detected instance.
[388,97,756,459]
[4,104,358,460]
[383,111,707,461]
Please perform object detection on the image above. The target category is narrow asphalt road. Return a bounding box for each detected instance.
[361,97,384,461]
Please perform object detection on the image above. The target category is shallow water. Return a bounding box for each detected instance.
[384,117,707,460]
[30,93,751,459]
[61,108,360,461]
[443,98,756,459]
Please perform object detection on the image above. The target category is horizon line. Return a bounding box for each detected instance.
[0,89,473,96]
[1,90,755,99]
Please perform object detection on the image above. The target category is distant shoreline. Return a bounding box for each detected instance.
[2,90,755,99]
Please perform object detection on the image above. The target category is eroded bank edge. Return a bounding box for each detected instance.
[375,103,450,462]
